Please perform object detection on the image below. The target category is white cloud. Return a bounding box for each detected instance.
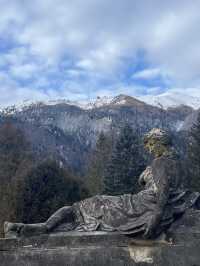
[0,0,200,106]
[10,63,38,79]
[132,68,163,80]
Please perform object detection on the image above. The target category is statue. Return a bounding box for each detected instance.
[4,128,200,239]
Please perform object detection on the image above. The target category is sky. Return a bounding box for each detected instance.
[0,0,200,107]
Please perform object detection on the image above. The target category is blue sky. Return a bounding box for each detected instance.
[0,0,200,107]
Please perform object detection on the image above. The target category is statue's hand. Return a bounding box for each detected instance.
[143,212,162,239]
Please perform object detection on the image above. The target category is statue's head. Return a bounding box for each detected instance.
[144,128,172,157]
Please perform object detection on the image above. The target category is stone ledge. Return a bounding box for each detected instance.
[0,232,132,251]
[2,227,200,251]
[1,231,200,266]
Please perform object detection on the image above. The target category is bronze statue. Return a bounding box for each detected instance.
[4,128,200,239]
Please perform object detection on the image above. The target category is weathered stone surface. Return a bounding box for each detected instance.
[1,209,200,266]
[0,232,133,266]
[0,231,131,251]
[168,209,200,243]
[0,235,200,266]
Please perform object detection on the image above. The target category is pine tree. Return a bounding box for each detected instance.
[187,112,200,191]
[86,132,113,195]
[103,124,146,195]
[20,160,89,223]
[0,121,33,236]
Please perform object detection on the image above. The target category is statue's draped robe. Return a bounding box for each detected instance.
[71,156,199,235]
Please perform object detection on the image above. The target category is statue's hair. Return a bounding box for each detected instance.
[144,128,172,146]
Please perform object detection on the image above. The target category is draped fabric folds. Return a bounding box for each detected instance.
[72,156,199,235]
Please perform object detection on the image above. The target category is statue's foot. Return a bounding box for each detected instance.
[4,221,24,238]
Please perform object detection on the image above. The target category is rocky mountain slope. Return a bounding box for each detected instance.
[0,94,198,174]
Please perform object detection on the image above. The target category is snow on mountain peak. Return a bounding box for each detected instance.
[139,90,200,110]
[0,90,199,115]
[85,96,113,109]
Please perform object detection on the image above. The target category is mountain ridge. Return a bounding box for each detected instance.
[0,94,198,174]
[0,93,198,114]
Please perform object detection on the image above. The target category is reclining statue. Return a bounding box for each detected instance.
[4,128,200,239]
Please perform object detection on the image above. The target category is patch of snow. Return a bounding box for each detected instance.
[139,90,200,109]
[174,121,185,131]
[85,96,113,109]
[113,99,127,105]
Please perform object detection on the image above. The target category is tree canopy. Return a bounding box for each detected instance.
[103,124,146,195]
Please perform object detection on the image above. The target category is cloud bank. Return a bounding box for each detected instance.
[0,0,200,107]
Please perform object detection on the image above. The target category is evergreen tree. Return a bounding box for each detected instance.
[20,160,89,223]
[0,121,33,236]
[86,132,113,195]
[187,112,200,191]
[103,124,146,195]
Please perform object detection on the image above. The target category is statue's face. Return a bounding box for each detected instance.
[145,138,167,157]
[145,139,154,153]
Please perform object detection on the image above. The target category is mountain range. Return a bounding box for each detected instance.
[0,94,199,174]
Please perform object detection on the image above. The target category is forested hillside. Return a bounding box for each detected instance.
[0,95,200,236]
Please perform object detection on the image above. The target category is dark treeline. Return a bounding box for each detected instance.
[0,112,200,236]
[0,121,88,236]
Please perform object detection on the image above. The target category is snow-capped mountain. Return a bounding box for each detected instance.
[1,91,200,114]
[139,89,200,110]
[0,94,144,114]
[0,93,197,174]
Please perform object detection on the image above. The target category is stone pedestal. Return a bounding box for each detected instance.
[1,210,200,266]
[0,230,200,266]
